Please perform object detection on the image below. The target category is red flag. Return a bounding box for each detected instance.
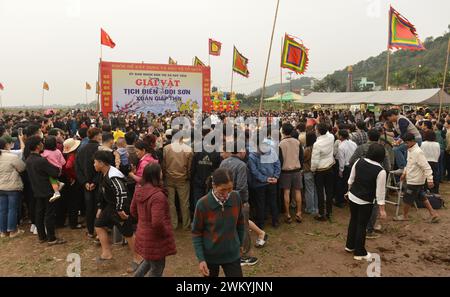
[0,82,4,91]
[209,39,222,56]
[101,28,116,48]
[232,47,249,78]
[281,34,309,75]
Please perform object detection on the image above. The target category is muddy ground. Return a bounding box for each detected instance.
[1,183,449,277]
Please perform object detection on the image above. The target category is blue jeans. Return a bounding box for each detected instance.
[303,172,318,214]
[0,191,21,233]
[134,258,166,277]
[394,143,408,169]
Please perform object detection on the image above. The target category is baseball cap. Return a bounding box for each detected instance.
[1,135,17,144]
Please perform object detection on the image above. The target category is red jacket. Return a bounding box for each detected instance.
[131,183,176,261]
[63,152,77,182]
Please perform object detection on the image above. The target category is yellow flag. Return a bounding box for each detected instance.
[193,56,206,67]
[169,57,177,65]
[86,82,92,90]
[43,81,49,91]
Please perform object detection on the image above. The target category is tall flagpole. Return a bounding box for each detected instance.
[385,7,391,91]
[385,49,391,90]
[41,84,45,109]
[97,37,102,112]
[258,0,281,119]
[280,36,283,111]
[438,38,450,120]
[85,86,88,106]
[230,61,234,95]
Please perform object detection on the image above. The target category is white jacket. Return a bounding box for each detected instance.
[311,132,335,172]
[405,144,433,185]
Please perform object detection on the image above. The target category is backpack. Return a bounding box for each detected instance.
[417,190,445,210]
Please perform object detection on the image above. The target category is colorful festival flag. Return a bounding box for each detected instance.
[43,81,49,91]
[85,82,92,90]
[169,57,177,65]
[281,34,309,75]
[101,28,116,49]
[0,82,4,91]
[232,47,249,78]
[388,6,425,51]
[193,56,206,67]
[209,39,222,56]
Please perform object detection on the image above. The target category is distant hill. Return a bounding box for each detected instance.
[314,29,450,92]
[248,27,450,96]
[248,76,316,98]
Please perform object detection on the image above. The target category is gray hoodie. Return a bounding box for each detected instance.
[220,155,249,203]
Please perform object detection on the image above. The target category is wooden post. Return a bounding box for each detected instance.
[258,0,281,119]
[385,49,391,90]
[438,38,450,120]
[97,38,102,112]
[280,36,283,112]
[41,85,45,109]
[97,60,101,112]
[230,67,234,95]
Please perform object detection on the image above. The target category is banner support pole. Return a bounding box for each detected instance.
[258,0,281,119]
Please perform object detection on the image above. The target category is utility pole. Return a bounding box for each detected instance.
[287,72,293,92]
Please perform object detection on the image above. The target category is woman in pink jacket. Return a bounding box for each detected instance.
[128,140,157,185]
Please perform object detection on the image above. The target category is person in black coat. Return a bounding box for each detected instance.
[190,129,221,215]
[75,127,101,238]
[25,136,65,245]
[345,144,387,261]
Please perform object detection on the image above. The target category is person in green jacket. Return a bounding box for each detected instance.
[192,168,244,277]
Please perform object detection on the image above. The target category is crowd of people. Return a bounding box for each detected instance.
[0,106,448,276]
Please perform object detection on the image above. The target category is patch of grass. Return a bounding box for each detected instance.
[286,245,296,252]
[16,260,28,271]
[245,266,258,277]
[258,247,271,257]
[387,224,401,234]
[70,242,86,254]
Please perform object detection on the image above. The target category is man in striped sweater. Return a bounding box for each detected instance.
[192,168,245,277]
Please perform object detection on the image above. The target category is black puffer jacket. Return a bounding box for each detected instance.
[75,140,100,186]
[97,166,129,212]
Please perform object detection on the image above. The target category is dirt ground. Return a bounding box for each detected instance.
[0,183,449,277]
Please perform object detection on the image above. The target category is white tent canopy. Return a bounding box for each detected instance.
[301,89,450,105]
[264,91,302,102]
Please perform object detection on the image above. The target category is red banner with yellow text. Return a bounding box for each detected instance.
[100,61,211,114]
